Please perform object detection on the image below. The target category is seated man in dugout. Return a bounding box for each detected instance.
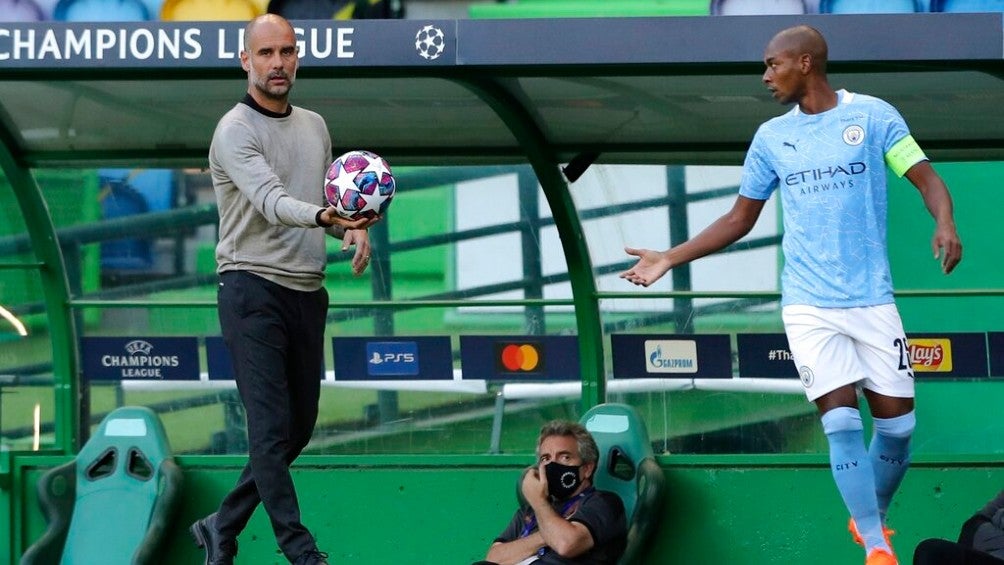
[474,420,627,565]
[913,488,1004,565]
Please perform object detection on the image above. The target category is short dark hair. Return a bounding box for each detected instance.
[771,24,829,74]
[537,420,599,466]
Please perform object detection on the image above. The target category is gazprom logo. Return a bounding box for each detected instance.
[366,341,419,376]
[644,340,697,374]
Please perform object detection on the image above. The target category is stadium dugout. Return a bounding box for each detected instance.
[1,11,1003,564]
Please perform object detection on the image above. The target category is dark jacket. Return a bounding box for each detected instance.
[960,489,1004,558]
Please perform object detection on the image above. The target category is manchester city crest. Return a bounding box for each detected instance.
[798,365,815,387]
[842,125,865,146]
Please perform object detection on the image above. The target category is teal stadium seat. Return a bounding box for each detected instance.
[53,0,150,20]
[21,406,183,565]
[580,403,666,565]
[0,0,45,21]
[820,0,923,12]
[711,0,808,15]
[138,0,162,18]
[930,0,1004,11]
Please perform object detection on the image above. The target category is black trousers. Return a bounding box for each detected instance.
[914,539,1004,565]
[215,270,328,562]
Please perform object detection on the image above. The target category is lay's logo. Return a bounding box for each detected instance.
[909,338,953,372]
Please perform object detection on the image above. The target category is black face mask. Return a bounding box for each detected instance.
[544,461,582,501]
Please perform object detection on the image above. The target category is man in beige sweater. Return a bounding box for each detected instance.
[190,14,378,565]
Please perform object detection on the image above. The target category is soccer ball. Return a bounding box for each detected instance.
[323,150,395,220]
[415,25,445,60]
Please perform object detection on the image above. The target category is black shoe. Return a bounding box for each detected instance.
[189,512,237,565]
[293,549,330,565]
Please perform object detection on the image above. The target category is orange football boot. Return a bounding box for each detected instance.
[865,548,898,565]
[849,518,895,550]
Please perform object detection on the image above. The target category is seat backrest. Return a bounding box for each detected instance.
[53,0,149,21]
[580,403,665,565]
[820,0,922,12]
[711,0,807,15]
[60,406,176,564]
[159,0,260,20]
[930,0,1004,11]
[0,0,46,22]
[99,179,153,271]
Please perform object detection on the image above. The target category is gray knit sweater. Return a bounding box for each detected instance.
[210,98,332,292]
[974,489,1004,558]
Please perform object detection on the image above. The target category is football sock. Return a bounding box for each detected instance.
[869,410,915,522]
[822,406,889,552]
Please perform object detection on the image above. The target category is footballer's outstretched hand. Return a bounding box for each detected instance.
[620,247,673,287]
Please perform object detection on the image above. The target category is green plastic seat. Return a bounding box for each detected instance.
[21,406,183,565]
[580,403,666,565]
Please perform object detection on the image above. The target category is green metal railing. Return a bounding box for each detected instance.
[0,143,78,454]
[0,160,787,445]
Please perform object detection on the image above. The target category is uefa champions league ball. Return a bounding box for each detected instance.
[324,150,396,220]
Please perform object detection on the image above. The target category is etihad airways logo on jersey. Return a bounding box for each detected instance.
[784,162,866,186]
[784,162,867,196]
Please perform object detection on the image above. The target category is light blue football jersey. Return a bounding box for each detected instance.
[739,90,926,307]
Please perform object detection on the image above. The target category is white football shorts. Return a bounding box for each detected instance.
[782,303,915,402]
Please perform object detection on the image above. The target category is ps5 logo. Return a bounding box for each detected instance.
[369,351,416,364]
[366,341,420,376]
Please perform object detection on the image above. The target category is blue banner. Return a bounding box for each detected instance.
[81,336,199,381]
[0,15,999,70]
[332,336,453,380]
[736,332,990,380]
[0,20,455,69]
[459,335,580,381]
[610,334,731,379]
[205,336,232,381]
[207,335,324,381]
[988,332,1004,378]
[907,332,988,379]
[737,333,799,379]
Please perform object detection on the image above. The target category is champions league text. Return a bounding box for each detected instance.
[101,353,179,378]
[0,25,356,62]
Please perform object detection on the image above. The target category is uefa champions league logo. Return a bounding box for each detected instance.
[125,340,154,355]
[415,25,446,60]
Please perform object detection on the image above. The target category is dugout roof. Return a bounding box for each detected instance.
[1,11,1003,449]
[0,12,1002,169]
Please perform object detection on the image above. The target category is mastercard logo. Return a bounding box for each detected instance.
[497,343,543,373]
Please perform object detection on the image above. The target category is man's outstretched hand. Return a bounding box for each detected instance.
[619,247,672,287]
